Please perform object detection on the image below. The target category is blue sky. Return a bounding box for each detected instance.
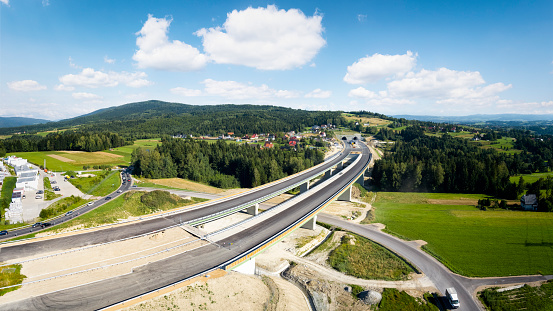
[1,0,552,120]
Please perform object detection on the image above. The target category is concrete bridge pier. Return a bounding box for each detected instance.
[232,257,256,275]
[247,203,259,216]
[336,161,343,170]
[324,169,332,179]
[356,172,365,187]
[300,180,310,193]
[337,186,351,201]
[301,215,317,230]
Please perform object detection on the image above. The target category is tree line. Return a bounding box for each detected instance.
[371,127,546,199]
[131,138,325,188]
[0,131,130,154]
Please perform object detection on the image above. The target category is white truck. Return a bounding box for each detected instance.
[445,287,460,309]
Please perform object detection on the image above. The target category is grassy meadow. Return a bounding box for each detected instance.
[372,192,553,277]
[69,170,121,196]
[510,171,553,185]
[6,139,160,172]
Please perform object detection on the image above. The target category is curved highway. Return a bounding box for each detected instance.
[0,146,351,261]
[0,143,371,310]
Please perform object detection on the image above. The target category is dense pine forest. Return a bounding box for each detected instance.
[0,131,129,154]
[131,138,325,188]
[372,126,553,201]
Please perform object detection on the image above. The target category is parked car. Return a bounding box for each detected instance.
[127,179,131,182]
[51,180,57,184]
[36,190,44,194]
[35,195,42,199]
[0,230,8,235]
[32,222,43,228]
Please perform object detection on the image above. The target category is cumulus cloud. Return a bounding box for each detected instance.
[348,87,378,99]
[387,68,512,103]
[196,5,325,70]
[0,0,9,6]
[54,84,75,91]
[72,92,102,100]
[202,79,299,99]
[133,15,207,71]
[344,51,417,84]
[305,88,332,99]
[7,80,47,91]
[170,87,202,97]
[59,68,152,88]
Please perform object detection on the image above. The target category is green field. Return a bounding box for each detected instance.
[510,171,553,185]
[69,170,121,196]
[373,192,553,277]
[6,139,160,172]
[43,190,206,230]
[476,137,521,154]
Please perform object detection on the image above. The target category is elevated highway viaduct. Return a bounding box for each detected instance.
[0,142,372,310]
[0,142,361,261]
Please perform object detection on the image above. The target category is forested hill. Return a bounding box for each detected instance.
[0,101,345,138]
[0,116,49,128]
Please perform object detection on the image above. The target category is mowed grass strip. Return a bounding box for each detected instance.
[137,177,226,194]
[328,232,415,281]
[374,192,553,277]
[44,190,206,231]
[510,171,553,185]
[378,288,439,311]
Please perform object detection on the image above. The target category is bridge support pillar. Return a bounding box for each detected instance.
[300,180,310,193]
[301,215,317,230]
[356,172,365,187]
[324,170,332,179]
[247,203,259,216]
[232,257,256,275]
[337,185,351,202]
[337,161,343,170]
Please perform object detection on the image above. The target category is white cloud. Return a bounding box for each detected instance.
[357,14,367,22]
[348,87,377,99]
[54,84,75,91]
[133,15,207,71]
[104,56,115,64]
[387,68,510,101]
[305,88,332,99]
[59,68,152,88]
[196,5,325,70]
[344,51,417,84]
[72,92,102,100]
[1,0,9,6]
[202,79,299,100]
[42,0,49,6]
[68,56,81,69]
[7,80,47,91]
[170,87,202,97]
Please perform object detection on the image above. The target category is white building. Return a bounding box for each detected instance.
[7,156,27,167]
[15,165,39,176]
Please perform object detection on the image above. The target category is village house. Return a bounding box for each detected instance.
[521,194,538,211]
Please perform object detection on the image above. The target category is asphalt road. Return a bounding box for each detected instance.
[0,143,372,310]
[317,214,553,311]
[0,147,351,260]
[0,170,133,240]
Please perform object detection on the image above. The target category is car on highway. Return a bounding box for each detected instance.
[87,202,94,206]
[41,222,52,228]
[35,195,42,199]
[32,222,43,228]
[127,179,131,182]
[117,190,122,193]
[65,211,73,216]
[105,196,112,200]
[0,230,8,235]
